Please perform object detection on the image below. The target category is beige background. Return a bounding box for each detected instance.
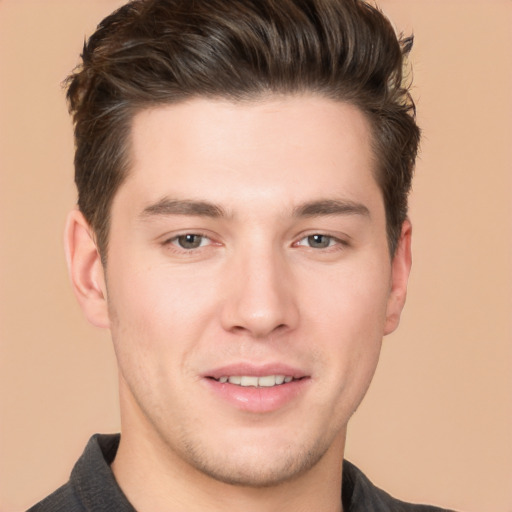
[0,1,510,511]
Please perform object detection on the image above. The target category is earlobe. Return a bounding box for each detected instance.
[64,209,110,329]
[384,219,412,335]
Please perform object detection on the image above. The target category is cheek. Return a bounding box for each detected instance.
[300,260,390,389]
[303,258,391,335]
[108,257,212,325]
[105,258,223,376]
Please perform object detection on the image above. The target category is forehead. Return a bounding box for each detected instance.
[120,95,380,216]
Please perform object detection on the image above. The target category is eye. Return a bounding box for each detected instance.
[171,233,211,250]
[296,234,339,249]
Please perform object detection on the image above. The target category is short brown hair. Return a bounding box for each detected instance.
[66,0,420,259]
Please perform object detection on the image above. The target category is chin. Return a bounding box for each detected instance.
[179,433,332,488]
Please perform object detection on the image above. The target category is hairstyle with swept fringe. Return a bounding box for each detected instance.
[66,0,420,259]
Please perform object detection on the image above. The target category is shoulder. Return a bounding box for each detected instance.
[26,434,131,512]
[26,482,83,512]
[343,460,457,512]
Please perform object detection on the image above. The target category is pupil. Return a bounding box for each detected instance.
[309,234,329,248]
[178,234,201,249]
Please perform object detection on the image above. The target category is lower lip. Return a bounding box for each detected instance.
[203,378,310,413]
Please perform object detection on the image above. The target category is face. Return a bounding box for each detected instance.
[68,95,411,487]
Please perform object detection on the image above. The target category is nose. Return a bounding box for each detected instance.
[220,246,299,339]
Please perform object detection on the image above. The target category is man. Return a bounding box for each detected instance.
[28,0,454,510]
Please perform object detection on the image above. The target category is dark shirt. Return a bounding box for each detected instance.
[27,434,455,512]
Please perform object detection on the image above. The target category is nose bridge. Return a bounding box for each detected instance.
[221,237,298,338]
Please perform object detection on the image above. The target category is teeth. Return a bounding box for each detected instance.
[240,376,258,387]
[218,375,293,387]
[257,375,277,387]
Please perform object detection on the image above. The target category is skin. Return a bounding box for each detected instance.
[65,95,412,512]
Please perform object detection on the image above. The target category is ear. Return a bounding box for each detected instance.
[64,209,110,328]
[384,219,412,335]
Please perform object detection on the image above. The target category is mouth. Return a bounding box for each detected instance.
[203,365,309,412]
[209,375,301,387]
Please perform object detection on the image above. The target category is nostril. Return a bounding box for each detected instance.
[229,322,289,338]
[230,325,248,334]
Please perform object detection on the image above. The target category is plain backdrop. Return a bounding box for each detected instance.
[0,1,511,511]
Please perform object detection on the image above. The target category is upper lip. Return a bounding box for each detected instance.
[203,363,308,380]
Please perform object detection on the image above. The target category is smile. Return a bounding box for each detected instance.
[205,370,309,412]
[213,375,296,387]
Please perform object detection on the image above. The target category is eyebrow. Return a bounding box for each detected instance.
[293,199,370,218]
[141,198,227,219]
[140,197,370,220]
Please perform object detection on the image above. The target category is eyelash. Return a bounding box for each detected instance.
[164,233,214,251]
[163,232,348,253]
[294,233,347,250]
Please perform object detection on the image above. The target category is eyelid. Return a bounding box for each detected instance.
[293,232,350,249]
[161,231,217,250]
[159,229,349,252]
